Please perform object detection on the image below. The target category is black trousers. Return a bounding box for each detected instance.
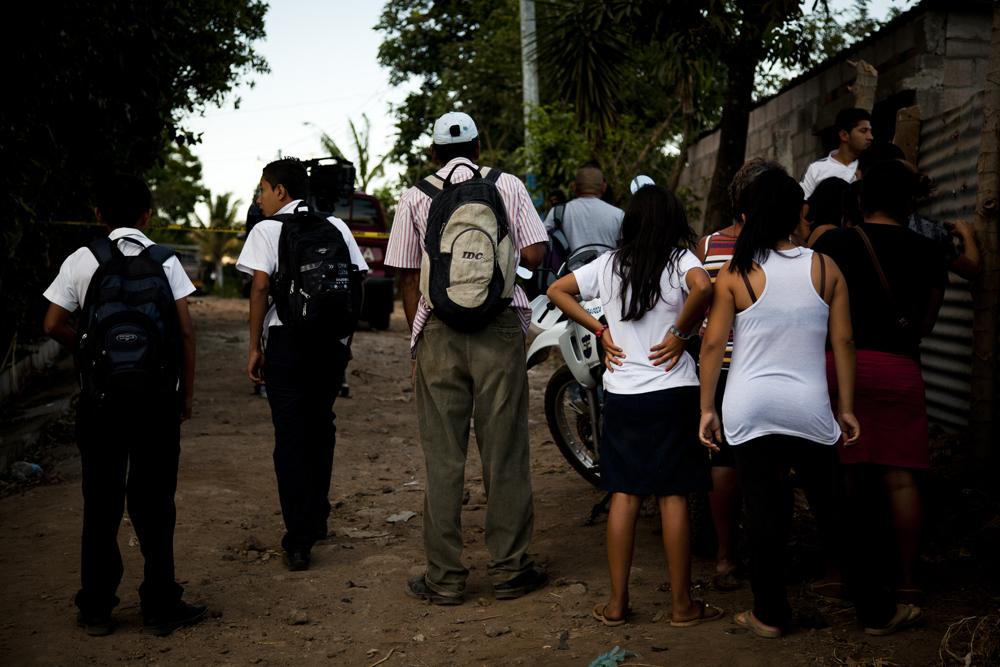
[74,399,183,617]
[734,434,895,628]
[264,326,348,553]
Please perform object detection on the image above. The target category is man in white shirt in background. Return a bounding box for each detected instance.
[800,107,874,199]
[544,164,624,254]
[237,158,368,572]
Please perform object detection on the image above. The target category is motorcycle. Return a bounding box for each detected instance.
[526,244,613,488]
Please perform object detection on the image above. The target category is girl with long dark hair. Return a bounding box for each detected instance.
[699,169,918,638]
[548,184,721,628]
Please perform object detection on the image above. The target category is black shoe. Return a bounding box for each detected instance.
[404,575,463,606]
[493,566,548,600]
[77,611,115,637]
[143,601,207,637]
[284,549,311,571]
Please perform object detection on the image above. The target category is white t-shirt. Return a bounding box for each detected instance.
[236,199,369,332]
[43,228,195,310]
[799,150,859,198]
[573,249,705,395]
[544,197,624,253]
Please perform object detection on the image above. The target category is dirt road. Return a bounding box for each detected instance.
[0,297,968,665]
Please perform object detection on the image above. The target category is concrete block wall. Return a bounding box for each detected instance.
[677,5,989,231]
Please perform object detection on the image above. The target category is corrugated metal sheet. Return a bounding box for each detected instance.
[917,91,982,429]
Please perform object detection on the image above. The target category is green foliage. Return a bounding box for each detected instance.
[517,104,678,207]
[376,0,525,185]
[147,145,211,229]
[192,193,244,295]
[3,0,268,351]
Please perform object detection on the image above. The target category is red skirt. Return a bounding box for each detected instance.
[826,349,930,469]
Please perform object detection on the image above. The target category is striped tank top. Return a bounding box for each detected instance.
[702,232,738,369]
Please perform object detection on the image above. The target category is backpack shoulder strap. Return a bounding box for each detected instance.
[553,203,566,231]
[87,236,116,265]
[144,243,176,266]
[482,167,502,185]
[416,175,444,199]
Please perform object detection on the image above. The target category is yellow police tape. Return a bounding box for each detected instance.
[47,220,390,239]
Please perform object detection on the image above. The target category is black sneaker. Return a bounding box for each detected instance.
[143,601,207,637]
[493,566,548,600]
[76,611,115,637]
[404,575,464,606]
[284,549,311,571]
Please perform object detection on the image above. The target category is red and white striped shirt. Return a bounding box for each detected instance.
[385,158,547,350]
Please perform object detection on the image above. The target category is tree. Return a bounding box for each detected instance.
[376,0,527,184]
[147,145,211,228]
[971,4,1000,464]
[192,193,243,293]
[2,0,267,354]
[311,114,391,192]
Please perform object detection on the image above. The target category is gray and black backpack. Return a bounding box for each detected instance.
[77,236,181,405]
[271,202,361,338]
[416,162,516,332]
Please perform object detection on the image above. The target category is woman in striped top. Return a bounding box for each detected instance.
[694,158,783,591]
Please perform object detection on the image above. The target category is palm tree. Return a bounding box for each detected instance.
[309,113,390,191]
[192,193,242,292]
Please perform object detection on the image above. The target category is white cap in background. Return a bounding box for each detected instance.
[432,112,479,145]
[629,174,655,194]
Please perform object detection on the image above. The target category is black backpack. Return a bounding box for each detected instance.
[416,163,517,332]
[271,203,360,338]
[77,236,181,405]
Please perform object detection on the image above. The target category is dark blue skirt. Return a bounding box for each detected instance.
[600,385,710,496]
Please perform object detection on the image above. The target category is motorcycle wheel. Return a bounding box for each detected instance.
[544,364,601,487]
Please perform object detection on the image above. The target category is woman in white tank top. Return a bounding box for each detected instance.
[698,170,919,638]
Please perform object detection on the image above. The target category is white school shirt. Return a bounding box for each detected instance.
[43,227,195,310]
[799,151,859,199]
[384,158,548,351]
[236,199,369,336]
[573,249,706,395]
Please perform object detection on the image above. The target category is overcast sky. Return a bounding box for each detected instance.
[183,0,914,218]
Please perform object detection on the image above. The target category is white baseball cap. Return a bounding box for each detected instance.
[629,174,655,194]
[432,112,479,145]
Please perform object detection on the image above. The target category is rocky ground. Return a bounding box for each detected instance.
[0,296,995,666]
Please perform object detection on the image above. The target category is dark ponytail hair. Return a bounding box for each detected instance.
[613,185,695,321]
[728,170,803,276]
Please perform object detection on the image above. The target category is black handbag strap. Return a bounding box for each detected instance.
[854,226,909,328]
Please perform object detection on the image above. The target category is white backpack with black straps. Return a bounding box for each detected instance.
[416,162,516,331]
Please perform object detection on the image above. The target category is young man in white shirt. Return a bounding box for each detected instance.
[800,108,874,199]
[236,158,368,571]
[42,174,204,637]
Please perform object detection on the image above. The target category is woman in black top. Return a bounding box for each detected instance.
[812,159,946,602]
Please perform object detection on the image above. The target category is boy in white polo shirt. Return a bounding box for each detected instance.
[42,174,205,637]
[236,158,368,571]
[800,107,874,198]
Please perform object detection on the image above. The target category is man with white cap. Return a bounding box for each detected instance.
[544,162,624,255]
[385,111,549,606]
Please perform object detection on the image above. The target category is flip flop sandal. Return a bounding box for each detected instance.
[733,610,782,638]
[592,603,629,627]
[864,604,922,636]
[670,600,725,628]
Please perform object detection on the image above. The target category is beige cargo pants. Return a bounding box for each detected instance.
[414,310,535,597]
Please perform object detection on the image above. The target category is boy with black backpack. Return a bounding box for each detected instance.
[385,112,549,605]
[42,174,205,637]
[236,158,367,571]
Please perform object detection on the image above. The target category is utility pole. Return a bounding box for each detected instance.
[520,0,542,206]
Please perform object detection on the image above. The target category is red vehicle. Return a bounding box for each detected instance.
[333,192,394,330]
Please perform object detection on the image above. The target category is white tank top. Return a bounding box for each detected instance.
[722,247,841,446]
